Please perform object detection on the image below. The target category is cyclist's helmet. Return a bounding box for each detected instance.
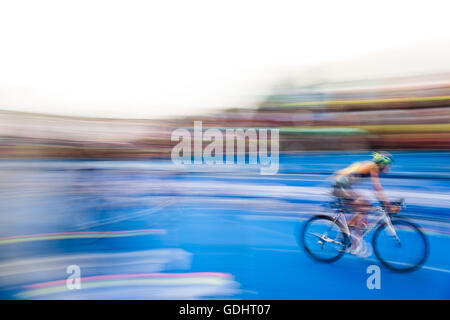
[372,151,393,167]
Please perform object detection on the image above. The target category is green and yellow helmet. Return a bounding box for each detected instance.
[372,151,393,167]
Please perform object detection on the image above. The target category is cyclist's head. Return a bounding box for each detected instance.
[372,151,393,171]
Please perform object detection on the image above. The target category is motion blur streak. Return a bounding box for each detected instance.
[1,70,450,299]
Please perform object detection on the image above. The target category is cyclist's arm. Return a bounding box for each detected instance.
[370,168,394,211]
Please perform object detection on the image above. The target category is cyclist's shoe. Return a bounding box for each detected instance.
[345,234,360,254]
[356,240,372,258]
[348,238,372,258]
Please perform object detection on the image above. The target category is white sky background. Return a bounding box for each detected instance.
[0,0,450,119]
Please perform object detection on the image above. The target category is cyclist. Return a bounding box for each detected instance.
[332,151,399,255]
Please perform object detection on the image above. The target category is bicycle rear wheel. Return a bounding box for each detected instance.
[301,215,348,263]
[373,219,429,273]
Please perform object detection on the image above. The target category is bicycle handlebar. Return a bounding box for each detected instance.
[380,198,406,213]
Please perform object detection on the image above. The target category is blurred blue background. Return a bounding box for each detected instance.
[0,152,449,299]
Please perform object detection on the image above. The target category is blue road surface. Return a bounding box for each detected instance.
[0,151,449,299]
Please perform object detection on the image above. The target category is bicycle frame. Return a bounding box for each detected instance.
[330,202,400,246]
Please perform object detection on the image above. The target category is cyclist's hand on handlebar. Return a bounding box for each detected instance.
[388,204,401,214]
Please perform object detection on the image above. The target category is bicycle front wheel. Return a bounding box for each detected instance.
[301,215,348,263]
[373,219,429,273]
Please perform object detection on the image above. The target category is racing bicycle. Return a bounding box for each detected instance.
[300,198,429,272]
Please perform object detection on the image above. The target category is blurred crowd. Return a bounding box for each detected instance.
[1,72,449,159]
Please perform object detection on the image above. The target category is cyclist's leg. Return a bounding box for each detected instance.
[348,196,370,228]
[331,181,351,201]
[332,181,370,252]
[347,193,370,252]
[331,181,355,234]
